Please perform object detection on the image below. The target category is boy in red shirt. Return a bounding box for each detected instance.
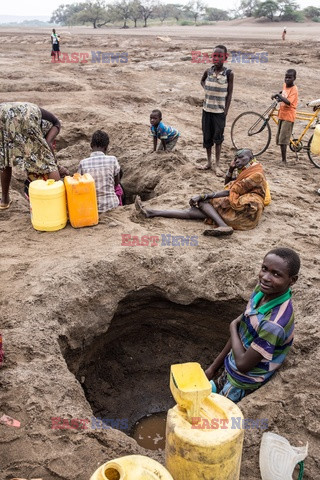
[272,69,298,164]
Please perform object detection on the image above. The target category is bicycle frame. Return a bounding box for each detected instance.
[268,104,320,148]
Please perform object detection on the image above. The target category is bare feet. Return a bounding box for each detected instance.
[196,164,212,171]
[215,166,225,177]
[196,164,224,177]
[203,226,233,237]
[134,195,149,218]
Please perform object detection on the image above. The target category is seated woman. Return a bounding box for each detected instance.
[135,149,270,237]
[0,102,61,209]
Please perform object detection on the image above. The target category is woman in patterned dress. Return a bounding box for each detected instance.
[0,102,61,209]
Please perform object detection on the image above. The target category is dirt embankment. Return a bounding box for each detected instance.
[0,25,320,480]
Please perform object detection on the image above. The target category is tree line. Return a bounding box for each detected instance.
[50,0,320,29]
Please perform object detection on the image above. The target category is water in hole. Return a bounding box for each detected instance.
[132,411,167,450]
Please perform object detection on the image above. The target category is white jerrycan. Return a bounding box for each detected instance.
[259,432,308,480]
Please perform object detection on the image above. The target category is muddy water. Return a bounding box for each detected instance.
[131,411,167,450]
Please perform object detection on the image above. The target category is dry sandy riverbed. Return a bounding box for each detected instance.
[0,21,320,480]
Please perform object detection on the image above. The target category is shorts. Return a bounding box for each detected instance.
[52,43,60,52]
[158,135,179,151]
[276,120,294,145]
[202,111,225,148]
[216,370,247,403]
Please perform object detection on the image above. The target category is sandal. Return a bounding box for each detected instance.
[0,200,13,210]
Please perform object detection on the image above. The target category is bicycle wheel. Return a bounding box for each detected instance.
[231,111,271,157]
[307,135,320,168]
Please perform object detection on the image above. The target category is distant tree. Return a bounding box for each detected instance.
[74,1,111,28]
[303,6,320,18]
[254,0,279,20]
[239,0,259,17]
[153,4,171,23]
[277,0,298,18]
[184,1,206,24]
[205,7,229,21]
[50,3,87,25]
[112,0,132,27]
[166,4,184,22]
[129,0,142,26]
[139,0,155,27]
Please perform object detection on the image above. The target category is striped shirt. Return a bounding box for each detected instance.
[150,121,179,142]
[225,285,294,390]
[203,66,229,114]
[78,151,120,212]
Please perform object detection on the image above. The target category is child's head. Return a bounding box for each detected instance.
[259,247,300,298]
[91,130,109,153]
[285,69,296,87]
[150,109,162,127]
[213,45,228,67]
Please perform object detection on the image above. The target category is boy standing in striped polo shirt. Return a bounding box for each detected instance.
[198,45,234,175]
[205,247,300,403]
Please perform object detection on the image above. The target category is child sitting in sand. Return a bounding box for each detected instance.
[205,247,300,403]
[78,130,121,212]
[150,109,180,152]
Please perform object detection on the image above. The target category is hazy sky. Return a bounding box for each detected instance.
[2,0,320,17]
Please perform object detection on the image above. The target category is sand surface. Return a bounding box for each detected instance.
[0,22,320,479]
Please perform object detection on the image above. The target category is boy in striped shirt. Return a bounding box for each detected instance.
[150,109,180,152]
[205,247,300,403]
[198,45,234,175]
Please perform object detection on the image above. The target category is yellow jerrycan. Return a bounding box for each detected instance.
[29,179,67,232]
[166,362,244,480]
[64,173,99,228]
[311,125,320,154]
[90,454,174,480]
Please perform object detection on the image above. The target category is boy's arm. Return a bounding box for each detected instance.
[114,173,120,186]
[225,71,234,117]
[114,159,120,185]
[201,68,209,89]
[161,139,166,151]
[205,338,232,380]
[229,316,263,373]
[271,92,290,105]
[153,136,157,152]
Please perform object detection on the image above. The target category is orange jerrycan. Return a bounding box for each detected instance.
[64,173,99,228]
[166,362,244,480]
[29,179,67,232]
[90,455,174,480]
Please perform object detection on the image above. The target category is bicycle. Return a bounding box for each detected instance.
[230,99,320,168]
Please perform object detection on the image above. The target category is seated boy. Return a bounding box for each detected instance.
[78,130,120,213]
[205,247,300,402]
[150,109,180,152]
[271,69,298,164]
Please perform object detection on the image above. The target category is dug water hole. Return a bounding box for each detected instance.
[60,288,246,450]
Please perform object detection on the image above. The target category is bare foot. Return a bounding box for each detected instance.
[134,195,149,218]
[215,166,225,177]
[203,226,233,237]
[196,164,212,171]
